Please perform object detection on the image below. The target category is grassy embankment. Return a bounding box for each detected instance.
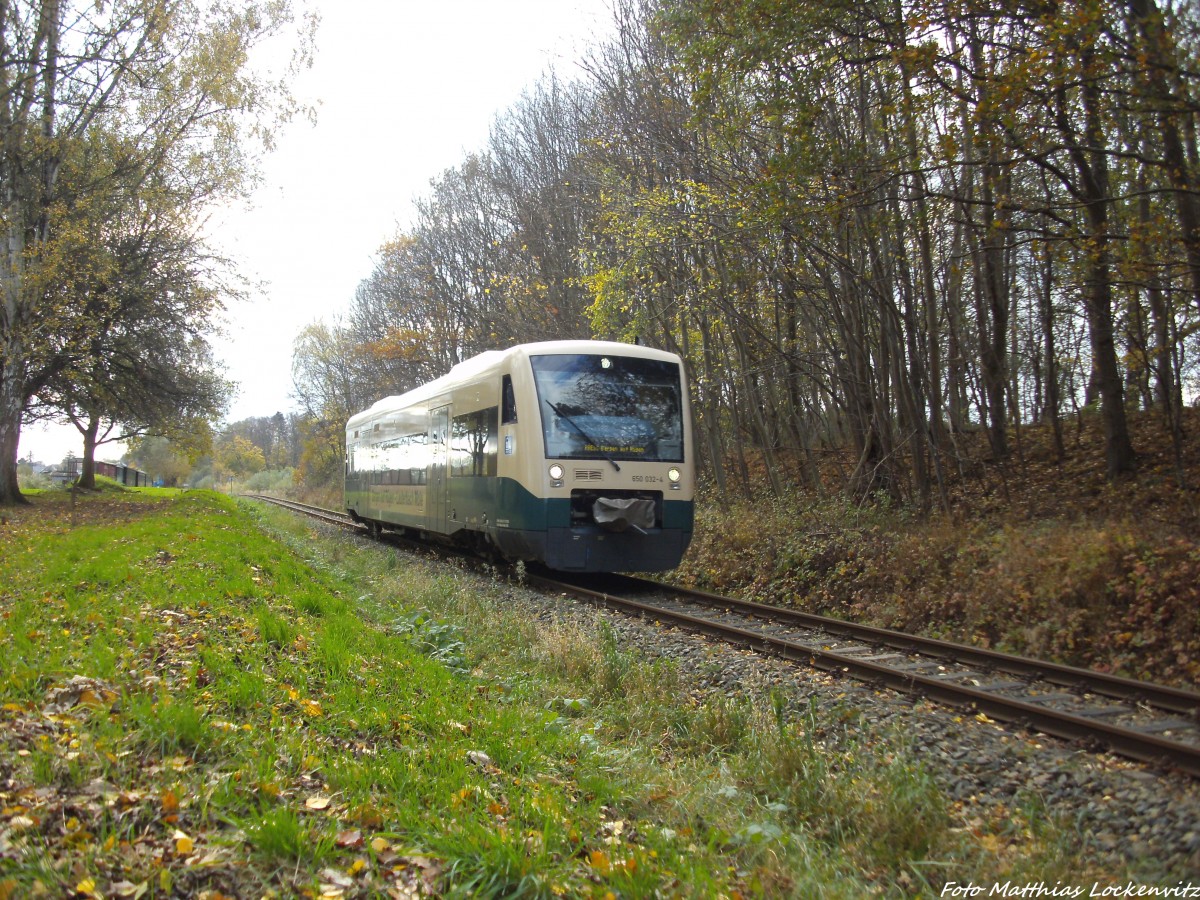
[0,483,1167,896]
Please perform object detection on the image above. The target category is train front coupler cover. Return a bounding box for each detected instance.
[591,496,656,533]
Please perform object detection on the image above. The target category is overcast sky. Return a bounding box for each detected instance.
[22,0,611,465]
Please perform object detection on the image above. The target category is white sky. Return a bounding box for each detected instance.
[21,0,611,466]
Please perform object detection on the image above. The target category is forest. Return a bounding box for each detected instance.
[287,0,1200,509]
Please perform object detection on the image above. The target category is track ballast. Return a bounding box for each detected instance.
[247,494,1200,777]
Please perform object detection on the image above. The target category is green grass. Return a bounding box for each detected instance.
[0,485,1148,897]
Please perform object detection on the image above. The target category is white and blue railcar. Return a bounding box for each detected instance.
[344,340,694,572]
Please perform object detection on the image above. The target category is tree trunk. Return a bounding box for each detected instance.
[1070,44,1137,477]
[78,414,100,489]
[0,384,25,504]
[1039,246,1065,459]
[0,0,61,506]
[0,227,29,505]
[966,24,1010,460]
[1127,0,1200,318]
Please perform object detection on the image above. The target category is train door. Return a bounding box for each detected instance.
[429,406,450,533]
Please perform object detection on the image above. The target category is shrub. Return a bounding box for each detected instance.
[245,468,296,492]
[675,490,1200,686]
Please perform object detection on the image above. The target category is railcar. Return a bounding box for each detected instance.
[344,340,694,572]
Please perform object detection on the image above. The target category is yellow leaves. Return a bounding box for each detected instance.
[285,686,323,717]
[62,816,93,848]
[589,849,612,874]
[161,789,180,824]
[301,698,323,718]
[173,829,194,855]
[587,849,637,878]
[305,795,332,810]
[978,832,1005,853]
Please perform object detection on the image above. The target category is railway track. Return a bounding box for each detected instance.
[246,494,1200,777]
[245,495,360,528]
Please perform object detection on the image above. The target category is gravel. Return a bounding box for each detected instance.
[490,575,1200,879]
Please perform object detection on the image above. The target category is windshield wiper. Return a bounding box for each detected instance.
[546,401,621,472]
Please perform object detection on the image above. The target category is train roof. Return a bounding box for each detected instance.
[347,340,680,430]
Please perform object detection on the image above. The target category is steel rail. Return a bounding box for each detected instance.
[528,572,1200,778]
[243,495,360,528]
[596,573,1200,717]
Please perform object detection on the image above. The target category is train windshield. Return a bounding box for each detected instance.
[530,354,685,462]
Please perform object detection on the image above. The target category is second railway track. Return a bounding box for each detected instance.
[248,494,1200,778]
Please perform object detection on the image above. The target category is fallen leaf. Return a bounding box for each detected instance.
[173,829,193,855]
[335,829,363,848]
[301,699,323,717]
[350,803,384,828]
[398,856,443,893]
[306,795,331,810]
[319,867,354,888]
[588,849,611,874]
[466,750,492,769]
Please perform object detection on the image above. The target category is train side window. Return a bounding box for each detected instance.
[501,375,517,425]
[451,407,498,477]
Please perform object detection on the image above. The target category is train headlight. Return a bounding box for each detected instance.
[548,464,564,486]
[668,467,682,489]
